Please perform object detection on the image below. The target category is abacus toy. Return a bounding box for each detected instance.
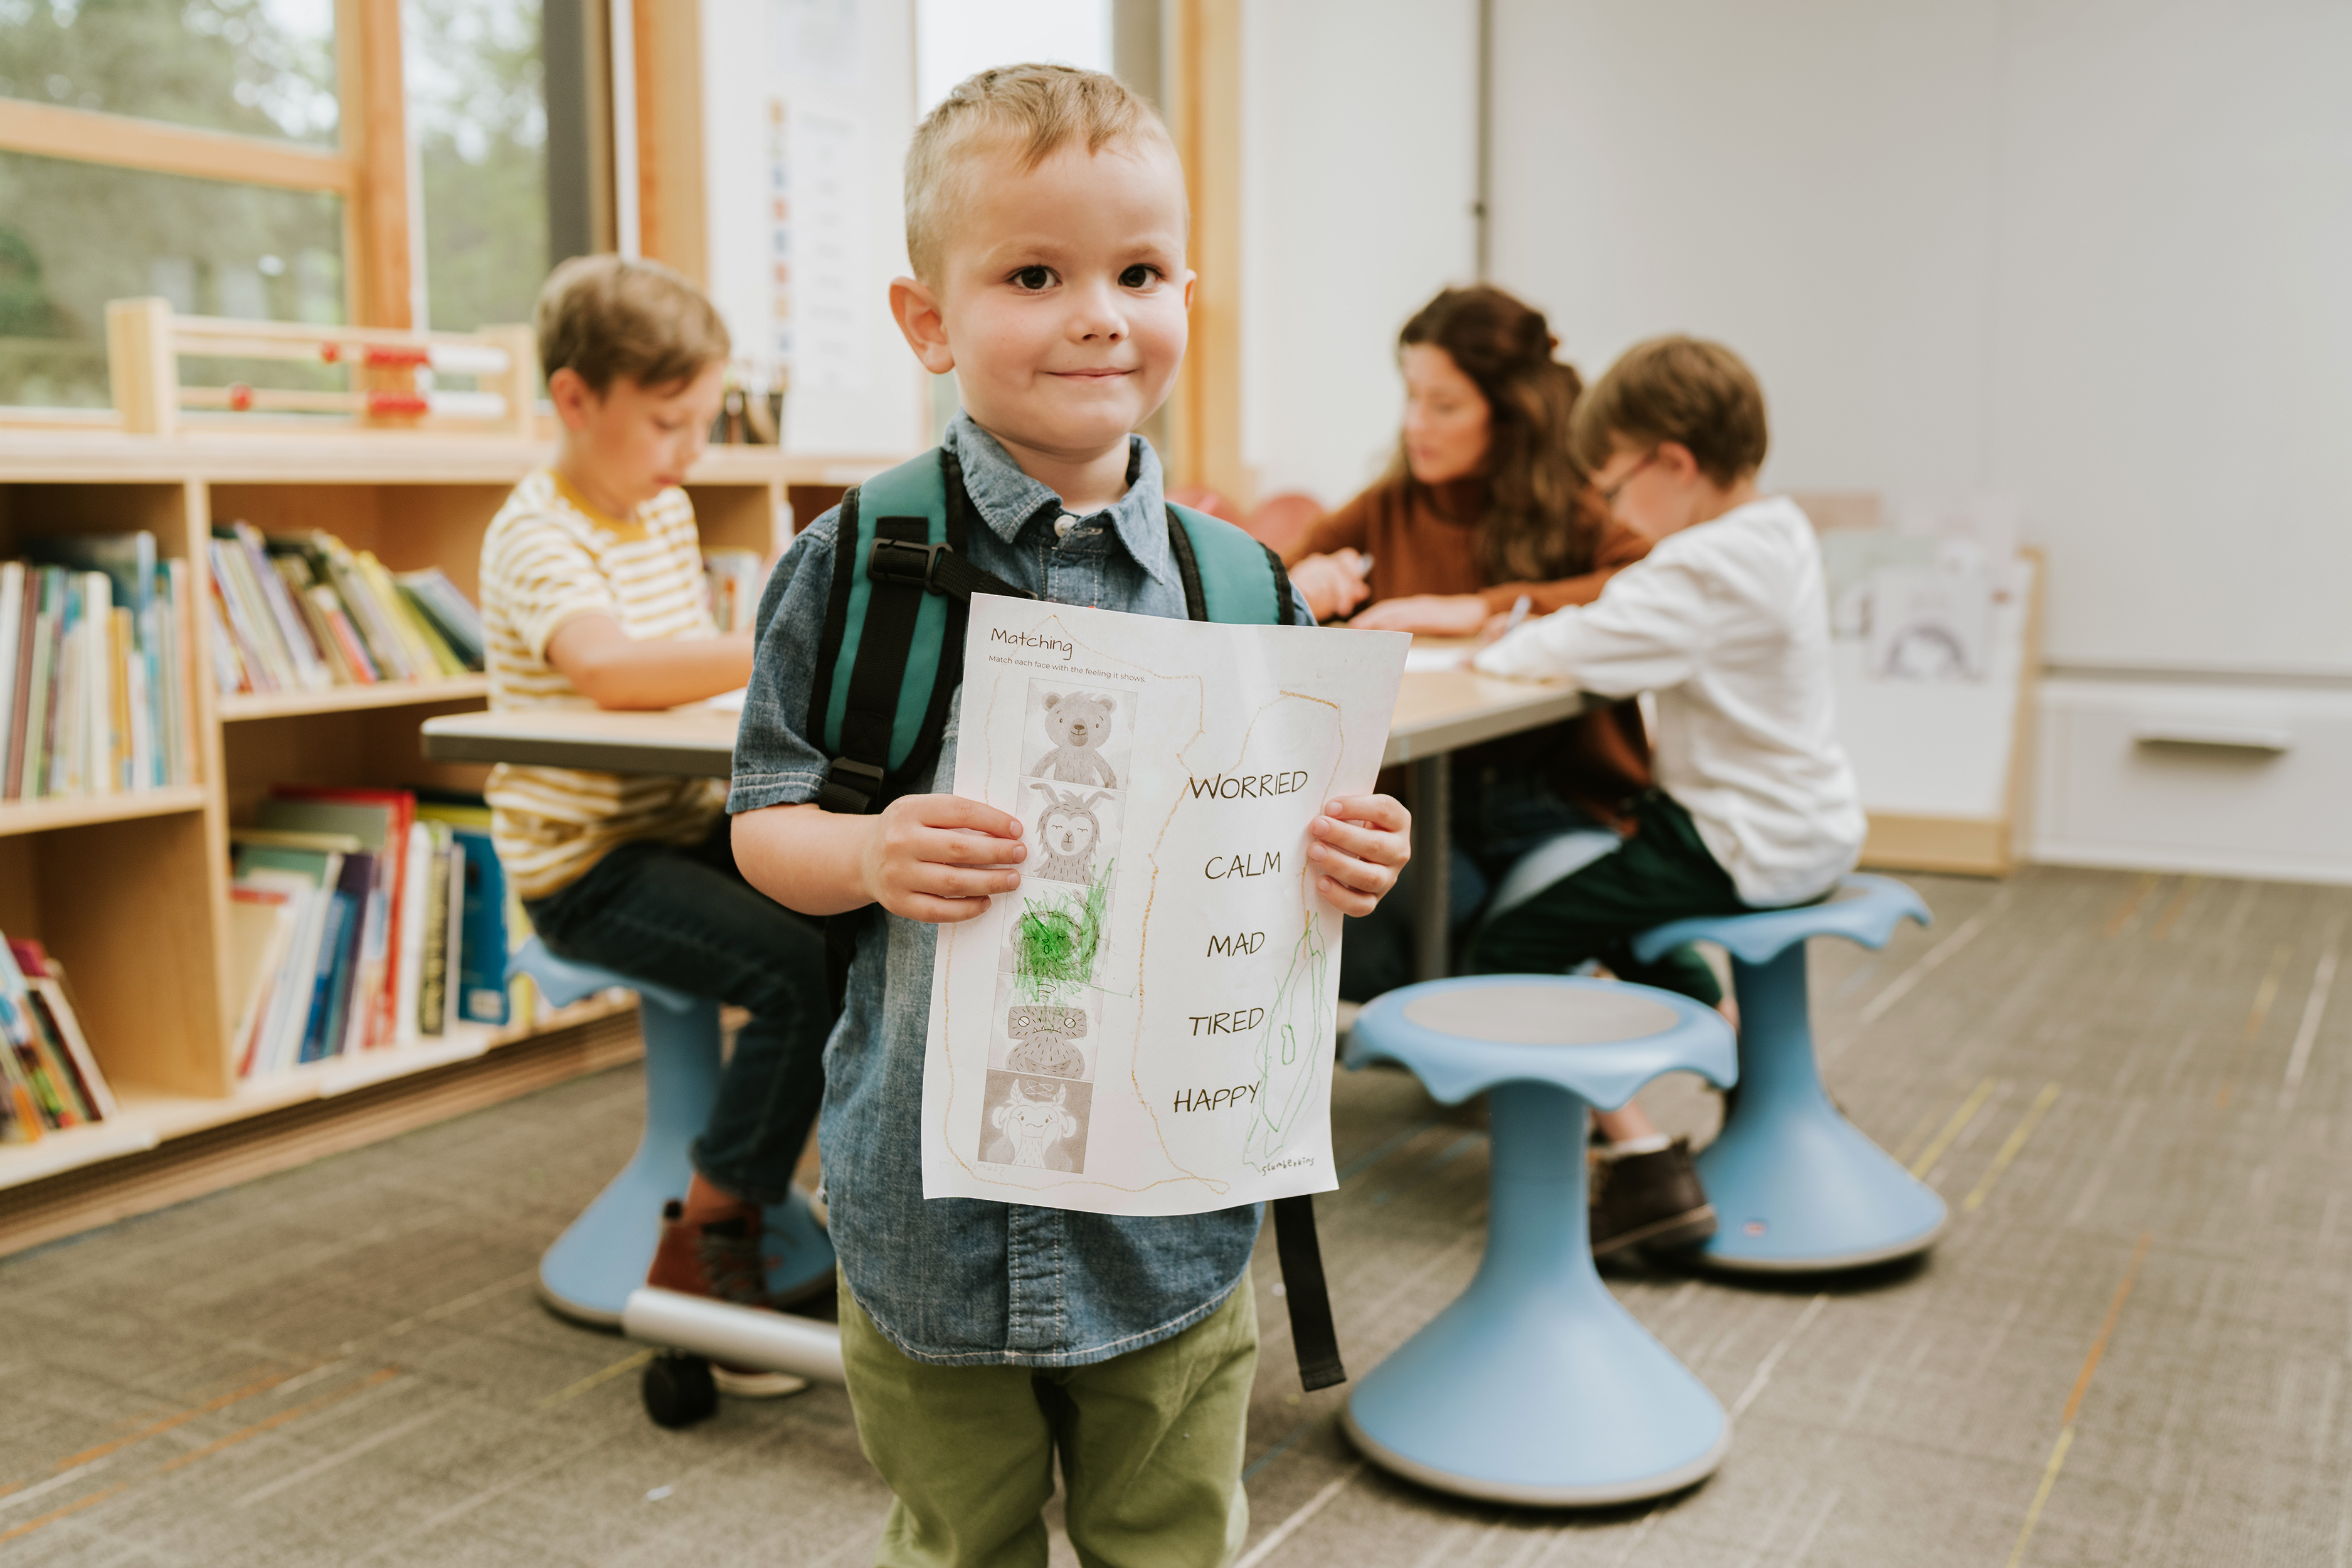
[106,297,539,438]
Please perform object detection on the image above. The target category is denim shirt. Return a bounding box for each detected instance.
[729,415,1310,1367]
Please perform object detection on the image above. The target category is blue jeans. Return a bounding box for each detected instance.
[524,824,829,1206]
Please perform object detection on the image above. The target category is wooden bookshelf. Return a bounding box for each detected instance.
[0,435,902,1256]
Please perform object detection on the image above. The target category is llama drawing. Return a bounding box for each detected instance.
[1036,691,1118,787]
[985,1078,1081,1170]
[1031,783,1110,883]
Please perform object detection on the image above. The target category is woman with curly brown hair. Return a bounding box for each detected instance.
[1286,284,1645,632]
[1297,285,1715,1257]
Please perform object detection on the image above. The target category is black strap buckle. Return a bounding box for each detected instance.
[868,537,948,593]
[815,756,887,814]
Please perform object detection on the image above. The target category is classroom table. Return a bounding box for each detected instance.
[422,642,1584,982]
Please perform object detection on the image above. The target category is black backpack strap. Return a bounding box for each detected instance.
[1273,1194,1347,1390]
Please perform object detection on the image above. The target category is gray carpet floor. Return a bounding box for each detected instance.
[3,865,2347,1566]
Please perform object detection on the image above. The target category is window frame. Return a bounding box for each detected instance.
[0,0,414,331]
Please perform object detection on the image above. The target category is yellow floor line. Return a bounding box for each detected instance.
[2006,1232,2153,1567]
[2101,874,2162,938]
[2217,945,2292,1110]
[1909,1078,1999,1179]
[1965,1084,2063,1213]
[2149,876,2201,941]
[538,1348,656,1411]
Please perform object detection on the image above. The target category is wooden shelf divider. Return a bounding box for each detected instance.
[0,785,210,839]
[218,672,490,722]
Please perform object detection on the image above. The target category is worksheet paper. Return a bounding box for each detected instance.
[921,595,1409,1216]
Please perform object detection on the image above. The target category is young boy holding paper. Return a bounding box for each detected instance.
[727,65,1409,1567]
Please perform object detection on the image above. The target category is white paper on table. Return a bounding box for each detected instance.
[1402,642,1470,674]
[921,595,1411,1216]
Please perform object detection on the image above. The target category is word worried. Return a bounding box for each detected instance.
[1172,1083,1263,1113]
[1207,931,1267,958]
[990,627,1074,659]
[1204,852,1281,880]
[1190,1007,1269,1036]
[1187,771,1312,800]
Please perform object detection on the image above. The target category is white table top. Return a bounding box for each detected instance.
[421,640,1584,778]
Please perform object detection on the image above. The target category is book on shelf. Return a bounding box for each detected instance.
[206,524,484,700]
[0,534,194,804]
[229,791,504,1081]
[0,934,115,1142]
[702,549,766,634]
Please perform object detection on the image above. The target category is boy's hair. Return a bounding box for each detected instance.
[535,254,730,393]
[1571,335,1768,485]
[904,63,1179,282]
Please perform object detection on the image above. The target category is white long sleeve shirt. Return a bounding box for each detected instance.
[1473,495,1865,907]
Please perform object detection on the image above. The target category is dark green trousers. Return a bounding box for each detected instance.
[1465,791,1747,1005]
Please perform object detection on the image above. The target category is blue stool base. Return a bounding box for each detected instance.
[1695,1110,1945,1273]
[1343,1286,1729,1505]
[516,958,835,1327]
[1340,1079,1730,1507]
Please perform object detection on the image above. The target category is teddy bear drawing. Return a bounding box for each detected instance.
[1036,691,1118,787]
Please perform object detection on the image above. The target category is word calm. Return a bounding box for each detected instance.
[1172,1083,1261,1113]
[1204,852,1279,880]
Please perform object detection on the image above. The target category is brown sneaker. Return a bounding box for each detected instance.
[647,1200,812,1400]
[1590,1140,1717,1256]
[649,1198,781,1306]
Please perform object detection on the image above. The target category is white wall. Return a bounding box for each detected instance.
[1488,0,2352,681]
[702,0,923,457]
[1239,0,1480,507]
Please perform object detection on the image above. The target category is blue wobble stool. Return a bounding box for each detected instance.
[1342,976,1737,1505]
[1633,874,1937,1273]
[511,939,834,1325]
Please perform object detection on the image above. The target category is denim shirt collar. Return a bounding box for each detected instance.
[944,413,1175,586]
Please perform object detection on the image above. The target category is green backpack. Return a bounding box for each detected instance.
[807,445,1296,815]
[803,445,1343,1391]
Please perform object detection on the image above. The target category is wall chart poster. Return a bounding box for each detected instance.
[921,595,1410,1217]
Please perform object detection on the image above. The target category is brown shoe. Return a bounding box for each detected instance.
[1590,1140,1717,1256]
[649,1197,781,1308]
[647,1200,812,1399]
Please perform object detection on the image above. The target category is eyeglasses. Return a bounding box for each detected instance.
[1596,448,1660,507]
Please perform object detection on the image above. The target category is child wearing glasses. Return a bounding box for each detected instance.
[1470,336,1865,1249]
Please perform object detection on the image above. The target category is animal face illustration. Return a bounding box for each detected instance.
[1005,1004,1088,1079]
[989,1078,1079,1168]
[1031,783,1110,882]
[1037,691,1119,787]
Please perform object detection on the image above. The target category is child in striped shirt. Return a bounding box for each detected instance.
[480,257,831,1355]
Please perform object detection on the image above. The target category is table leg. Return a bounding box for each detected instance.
[1411,754,1451,982]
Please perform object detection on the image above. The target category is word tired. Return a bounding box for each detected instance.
[1187,771,1311,801]
[1172,1083,1262,1114]
[1190,1008,1268,1036]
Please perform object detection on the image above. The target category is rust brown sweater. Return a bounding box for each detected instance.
[1285,475,1651,611]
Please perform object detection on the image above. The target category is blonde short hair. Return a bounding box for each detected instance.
[535,255,730,393]
[904,63,1180,282]
[1571,335,1769,485]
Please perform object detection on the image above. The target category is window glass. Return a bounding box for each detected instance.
[915,0,1111,113]
[0,0,339,146]
[0,152,342,408]
[403,0,546,332]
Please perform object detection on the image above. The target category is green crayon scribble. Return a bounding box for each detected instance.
[1012,858,1115,1002]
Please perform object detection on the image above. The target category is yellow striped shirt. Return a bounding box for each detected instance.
[480,468,725,899]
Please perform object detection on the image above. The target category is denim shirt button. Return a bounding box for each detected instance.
[1054,511,1081,538]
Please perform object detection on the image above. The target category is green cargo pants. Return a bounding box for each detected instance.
[838,1273,1258,1568]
